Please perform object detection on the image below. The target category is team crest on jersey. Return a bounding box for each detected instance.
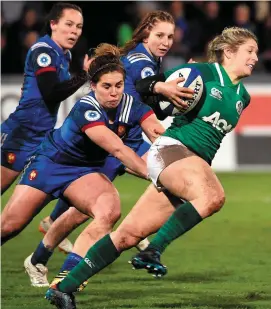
[141,67,155,79]
[236,101,243,115]
[210,87,222,100]
[84,110,100,121]
[37,53,51,67]
[29,170,38,181]
[117,125,126,138]
[7,152,16,164]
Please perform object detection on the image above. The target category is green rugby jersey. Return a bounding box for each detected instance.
[163,62,251,164]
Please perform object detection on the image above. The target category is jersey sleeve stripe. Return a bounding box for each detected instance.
[86,96,102,113]
[123,95,133,123]
[127,53,154,64]
[35,67,57,75]
[121,94,129,122]
[119,94,127,122]
[31,42,52,51]
[120,94,133,123]
[79,99,98,111]
[129,58,153,64]
[81,122,105,132]
[128,55,151,61]
[139,110,154,124]
[80,97,102,113]
[80,99,95,106]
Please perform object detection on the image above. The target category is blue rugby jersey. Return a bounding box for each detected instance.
[37,91,153,166]
[121,43,161,144]
[122,43,161,101]
[2,35,71,146]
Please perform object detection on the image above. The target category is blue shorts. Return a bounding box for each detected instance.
[18,154,102,199]
[1,122,41,172]
[101,140,150,181]
[1,147,37,172]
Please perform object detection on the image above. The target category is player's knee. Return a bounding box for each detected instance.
[1,217,22,237]
[94,205,121,228]
[103,209,121,226]
[206,190,226,215]
[101,193,121,224]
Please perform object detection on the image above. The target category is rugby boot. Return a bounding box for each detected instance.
[24,253,49,287]
[45,285,76,309]
[129,249,167,277]
[50,270,88,292]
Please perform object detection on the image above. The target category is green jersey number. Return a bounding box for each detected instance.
[202,112,233,133]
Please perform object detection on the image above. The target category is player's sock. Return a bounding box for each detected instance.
[58,234,120,294]
[31,241,54,266]
[51,252,83,288]
[50,199,70,222]
[148,201,202,254]
[59,252,83,272]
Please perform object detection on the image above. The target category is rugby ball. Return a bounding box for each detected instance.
[159,67,204,116]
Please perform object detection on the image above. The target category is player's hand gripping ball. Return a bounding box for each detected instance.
[159,67,204,116]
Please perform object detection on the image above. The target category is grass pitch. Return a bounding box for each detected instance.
[1,172,271,309]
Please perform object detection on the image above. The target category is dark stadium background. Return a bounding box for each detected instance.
[2,1,271,74]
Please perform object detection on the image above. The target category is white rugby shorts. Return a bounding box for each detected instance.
[147,136,186,188]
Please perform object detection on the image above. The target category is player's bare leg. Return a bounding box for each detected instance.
[25,208,90,287]
[113,184,176,276]
[1,185,51,244]
[45,184,175,301]
[39,216,73,254]
[1,185,52,286]
[47,173,120,292]
[124,152,152,252]
[1,166,20,194]
[43,208,89,251]
[131,155,225,277]
[63,173,121,257]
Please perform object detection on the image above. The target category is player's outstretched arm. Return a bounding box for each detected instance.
[85,126,148,180]
[141,114,165,143]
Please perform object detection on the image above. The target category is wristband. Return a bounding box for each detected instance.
[149,80,158,94]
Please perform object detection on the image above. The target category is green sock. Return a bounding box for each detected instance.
[58,234,120,294]
[148,201,202,254]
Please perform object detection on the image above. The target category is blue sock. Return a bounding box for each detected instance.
[60,252,83,272]
[50,199,70,222]
[31,241,54,266]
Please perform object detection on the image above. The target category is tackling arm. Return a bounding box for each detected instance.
[85,125,148,180]
[140,113,165,143]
